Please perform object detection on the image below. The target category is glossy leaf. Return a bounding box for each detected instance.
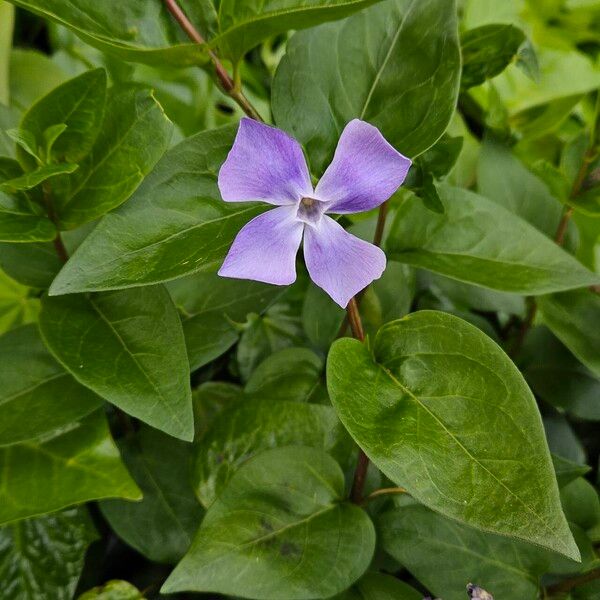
[168,271,281,370]
[0,411,141,525]
[272,0,461,174]
[193,398,352,506]
[39,286,194,441]
[0,191,56,242]
[328,311,578,559]
[100,426,203,564]
[0,507,98,600]
[18,68,107,169]
[163,447,375,599]
[538,290,600,379]
[52,86,173,229]
[0,324,102,446]
[48,126,264,295]
[386,185,598,294]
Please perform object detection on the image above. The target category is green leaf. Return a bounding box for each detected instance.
[478,137,565,237]
[48,126,263,295]
[538,290,600,379]
[561,478,600,534]
[302,283,346,352]
[0,241,61,288]
[6,0,210,68]
[42,123,68,160]
[272,0,461,174]
[51,86,172,229]
[6,128,40,163]
[0,102,20,158]
[78,580,145,600]
[215,0,382,64]
[192,398,352,506]
[327,311,578,559]
[460,24,526,90]
[18,68,107,169]
[163,447,375,598]
[39,286,194,441]
[168,271,281,370]
[0,191,56,242]
[552,454,591,489]
[379,503,578,600]
[193,381,242,439]
[100,426,203,564]
[0,411,140,525]
[386,185,598,294]
[0,161,78,192]
[0,507,98,599]
[335,573,422,600]
[0,270,39,335]
[0,324,102,446]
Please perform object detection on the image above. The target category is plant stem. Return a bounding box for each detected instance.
[373,200,389,248]
[42,183,68,262]
[346,297,365,342]
[364,486,407,503]
[545,567,600,596]
[163,0,263,121]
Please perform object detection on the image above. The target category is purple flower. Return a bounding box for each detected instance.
[217,118,411,308]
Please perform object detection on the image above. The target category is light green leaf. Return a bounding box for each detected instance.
[42,123,68,160]
[272,0,461,174]
[0,411,141,525]
[192,398,352,506]
[168,271,281,370]
[386,185,598,294]
[335,573,422,600]
[6,0,210,68]
[0,162,78,192]
[163,447,375,599]
[100,426,203,564]
[0,191,56,243]
[6,128,40,163]
[0,324,102,446]
[379,503,578,600]
[327,311,578,559]
[39,286,194,441]
[48,126,263,295]
[0,102,20,158]
[18,68,107,169]
[0,507,98,600]
[215,0,382,64]
[78,580,145,600]
[52,86,172,229]
[0,270,39,335]
[538,290,600,379]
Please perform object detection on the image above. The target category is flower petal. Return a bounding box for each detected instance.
[219,206,303,285]
[218,118,312,205]
[315,119,411,214]
[303,215,386,308]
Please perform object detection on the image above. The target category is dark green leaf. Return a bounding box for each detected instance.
[335,573,422,600]
[272,0,461,174]
[39,286,194,441]
[461,24,526,90]
[0,162,78,192]
[52,86,173,229]
[552,454,591,489]
[18,68,107,169]
[0,324,102,446]
[0,191,56,242]
[0,507,98,600]
[192,398,352,506]
[327,311,578,559]
[100,426,203,564]
[0,242,61,288]
[163,447,375,599]
[0,411,141,525]
[561,478,600,534]
[48,126,263,295]
[538,290,600,378]
[302,283,346,352]
[386,186,598,294]
[192,381,242,439]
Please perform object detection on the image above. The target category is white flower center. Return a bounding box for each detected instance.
[296,196,325,226]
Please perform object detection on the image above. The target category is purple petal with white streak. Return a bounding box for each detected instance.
[219,206,303,285]
[315,119,411,214]
[218,118,312,206]
[303,215,386,308]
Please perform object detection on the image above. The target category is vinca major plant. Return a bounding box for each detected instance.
[0,1,599,599]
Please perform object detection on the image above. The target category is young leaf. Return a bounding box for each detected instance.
[0,411,141,525]
[0,161,78,192]
[18,68,107,169]
[272,0,461,174]
[100,426,204,564]
[0,508,98,600]
[327,311,578,559]
[48,125,264,295]
[538,290,600,379]
[39,286,194,441]
[6,128,41,163]
[386,185,598,294]
[0,325,102,446]
[0,270,39,335]
[0,190,56,243]
[163,447,375,599]
[52,86,173,229]
[78,580,145,600]
[192,398,352,506]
